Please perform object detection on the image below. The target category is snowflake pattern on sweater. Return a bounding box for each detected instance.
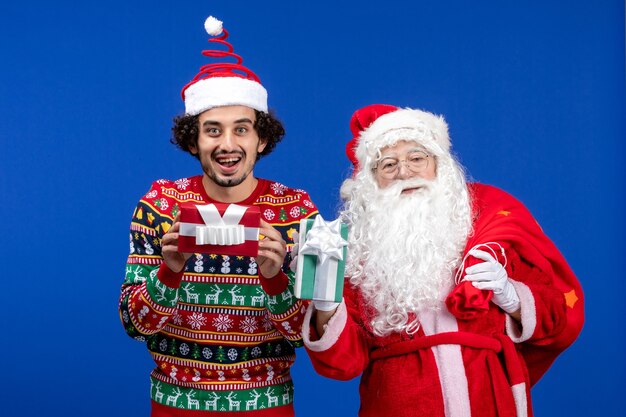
[119,176,318,414]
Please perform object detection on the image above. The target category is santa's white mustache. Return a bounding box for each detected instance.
[379,178,434,197]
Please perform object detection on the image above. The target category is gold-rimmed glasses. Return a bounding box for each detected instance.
[373,150,431,179]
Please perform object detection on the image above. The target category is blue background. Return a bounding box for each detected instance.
[1,1,623,415]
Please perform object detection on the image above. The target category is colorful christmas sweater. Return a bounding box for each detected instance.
[119,176,318,416]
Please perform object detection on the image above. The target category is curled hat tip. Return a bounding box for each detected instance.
[204,16,223,36]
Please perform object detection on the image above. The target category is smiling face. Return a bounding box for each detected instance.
[190,105,267,200]
[373,140,437,191]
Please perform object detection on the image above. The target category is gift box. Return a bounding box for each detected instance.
[178,203,260,257]
[294,215,348,303]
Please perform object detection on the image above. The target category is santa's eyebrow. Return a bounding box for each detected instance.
[406,147,428,154]
[379,148,428,160]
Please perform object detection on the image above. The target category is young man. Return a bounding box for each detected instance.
[302,104,584,417]
[119,17,317,416]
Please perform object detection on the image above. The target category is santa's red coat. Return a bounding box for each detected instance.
[304,183,584,417]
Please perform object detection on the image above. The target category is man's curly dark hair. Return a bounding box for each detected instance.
[171,110,285,160]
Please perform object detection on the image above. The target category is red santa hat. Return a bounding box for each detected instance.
[181,16,268,116]
[346,104,451,172]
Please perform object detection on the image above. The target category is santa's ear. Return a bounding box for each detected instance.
[339,178,356,202]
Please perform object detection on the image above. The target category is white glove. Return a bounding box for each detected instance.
[313,299,340,312]
[463,249,520,314]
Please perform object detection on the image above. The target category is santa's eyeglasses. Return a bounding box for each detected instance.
[373,150,431,179]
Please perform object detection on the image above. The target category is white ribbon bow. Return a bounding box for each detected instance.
[179,204,258,246]
[299,216,348,264]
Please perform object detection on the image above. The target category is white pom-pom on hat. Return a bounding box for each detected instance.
[204,16,223,36]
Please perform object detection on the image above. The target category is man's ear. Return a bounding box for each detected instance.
[257,138,268,154]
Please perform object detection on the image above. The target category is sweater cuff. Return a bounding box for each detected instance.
[259,270,289,296]
[157,263,184,289]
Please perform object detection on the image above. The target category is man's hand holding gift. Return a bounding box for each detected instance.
[162,213,193,273]
[257,219,287,279]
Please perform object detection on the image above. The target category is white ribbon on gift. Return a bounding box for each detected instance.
[179,204,259,246]
[299,215,348,301]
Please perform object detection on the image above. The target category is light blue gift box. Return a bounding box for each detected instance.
[294,216,348,303]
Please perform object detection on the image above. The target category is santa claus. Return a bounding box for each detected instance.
[301,104,584,417]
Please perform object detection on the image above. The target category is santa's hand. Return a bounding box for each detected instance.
[289,231,299,273]
[463,249,520,314]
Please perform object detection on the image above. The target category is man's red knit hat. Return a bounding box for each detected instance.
[181,16,268,116]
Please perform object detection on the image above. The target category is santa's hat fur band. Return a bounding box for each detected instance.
[348,105,451,172]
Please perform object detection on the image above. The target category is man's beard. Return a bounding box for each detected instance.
[201,150,255,188]
[341,156,472,336]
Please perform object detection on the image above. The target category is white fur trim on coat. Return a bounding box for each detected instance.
[184,77,268,115]
[302,301,348,352]
[512,382,528,417]
[506,280,536,343]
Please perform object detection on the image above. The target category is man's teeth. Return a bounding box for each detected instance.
[217,157,241,166]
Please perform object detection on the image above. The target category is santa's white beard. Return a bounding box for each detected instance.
[342,157,472,336]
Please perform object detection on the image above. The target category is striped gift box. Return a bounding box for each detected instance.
[294,216,348,303]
